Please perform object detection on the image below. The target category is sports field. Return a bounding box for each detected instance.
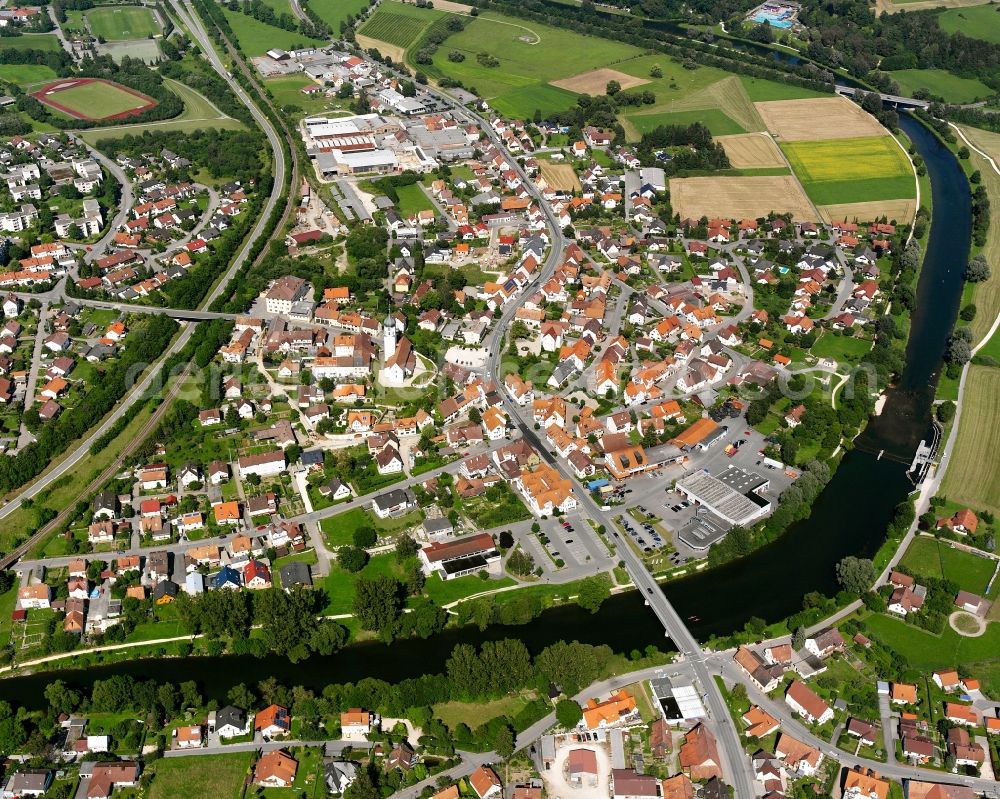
[32,78,156,121]
[938,3,1000,43]
[0,34,62,53]
[755,96,887,141]
[717,133,786,168]
[669,175,815,221]
[781,136,915,205]
[958,125,1000,345]
[941,365,1000,516]
[80,78,243,143]
[889,68,992,103]
[87,5,160,41]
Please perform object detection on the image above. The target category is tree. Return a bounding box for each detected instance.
[493,723,515,760]
[649,64,663,78]
[575,574,611,614]
[227,683,256,710]
[936,401,956,424]
[555,698,582,728]
[338,546,369,573]
[352,574,403,633]
[395,535,418,561]
[353,526,377,548]
[345,763,381,799]
[791,626,806,650]
[966,254,992,283]
[605,80,621,96]
[836,556,877,595]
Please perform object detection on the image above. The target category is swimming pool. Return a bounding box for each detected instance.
[752,10,793,27]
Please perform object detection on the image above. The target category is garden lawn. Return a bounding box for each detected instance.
[898,535,997,597]
[149,752,252,799]
[940,365,1000,516]
[433,694,530,729]
[222,7,324,55]
[938,4,1000,45]
[0,63,56,87]
[86,5,160,40]
[321,506,368,547]
[809,331,873,365]
[781,136,915,205]
[863,612,1000,695]
[423,572,516,605]
[889,68,992,103]
[321,553,408,615]
[394,182,434,216]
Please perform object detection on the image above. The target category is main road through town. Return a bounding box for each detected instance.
[357,51,757,795]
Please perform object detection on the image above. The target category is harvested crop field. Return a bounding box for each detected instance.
[717,133,785,168]
[669,175,815,221]
[940,365,1000,516]
[539,160,581,192]
[551,68,650,94]
[31,77,156,120]
[755,96,886,141]
[817,199,916,225]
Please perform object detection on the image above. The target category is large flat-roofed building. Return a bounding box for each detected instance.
[316,149,399,177]
[675,466,771,527]
[419,533,500,579]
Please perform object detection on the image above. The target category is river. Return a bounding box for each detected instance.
[0,116,970,708]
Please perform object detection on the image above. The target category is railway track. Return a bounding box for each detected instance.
[0,366,192,571]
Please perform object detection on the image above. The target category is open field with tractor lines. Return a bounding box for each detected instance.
[669,175,816,221]
[816,199,917,225]
[755,96,887,141]
[940,365,1000,516]
[717,133,786,168]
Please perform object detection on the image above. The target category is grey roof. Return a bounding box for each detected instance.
[279,561,312,588]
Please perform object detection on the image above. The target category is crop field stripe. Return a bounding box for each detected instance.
[799,175,917,206]
[780,136,911,183]
[941,365,1000,516]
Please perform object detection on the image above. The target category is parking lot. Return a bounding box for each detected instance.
[610,416,799,558]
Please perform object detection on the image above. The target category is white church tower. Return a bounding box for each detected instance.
[383,314,397,359]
